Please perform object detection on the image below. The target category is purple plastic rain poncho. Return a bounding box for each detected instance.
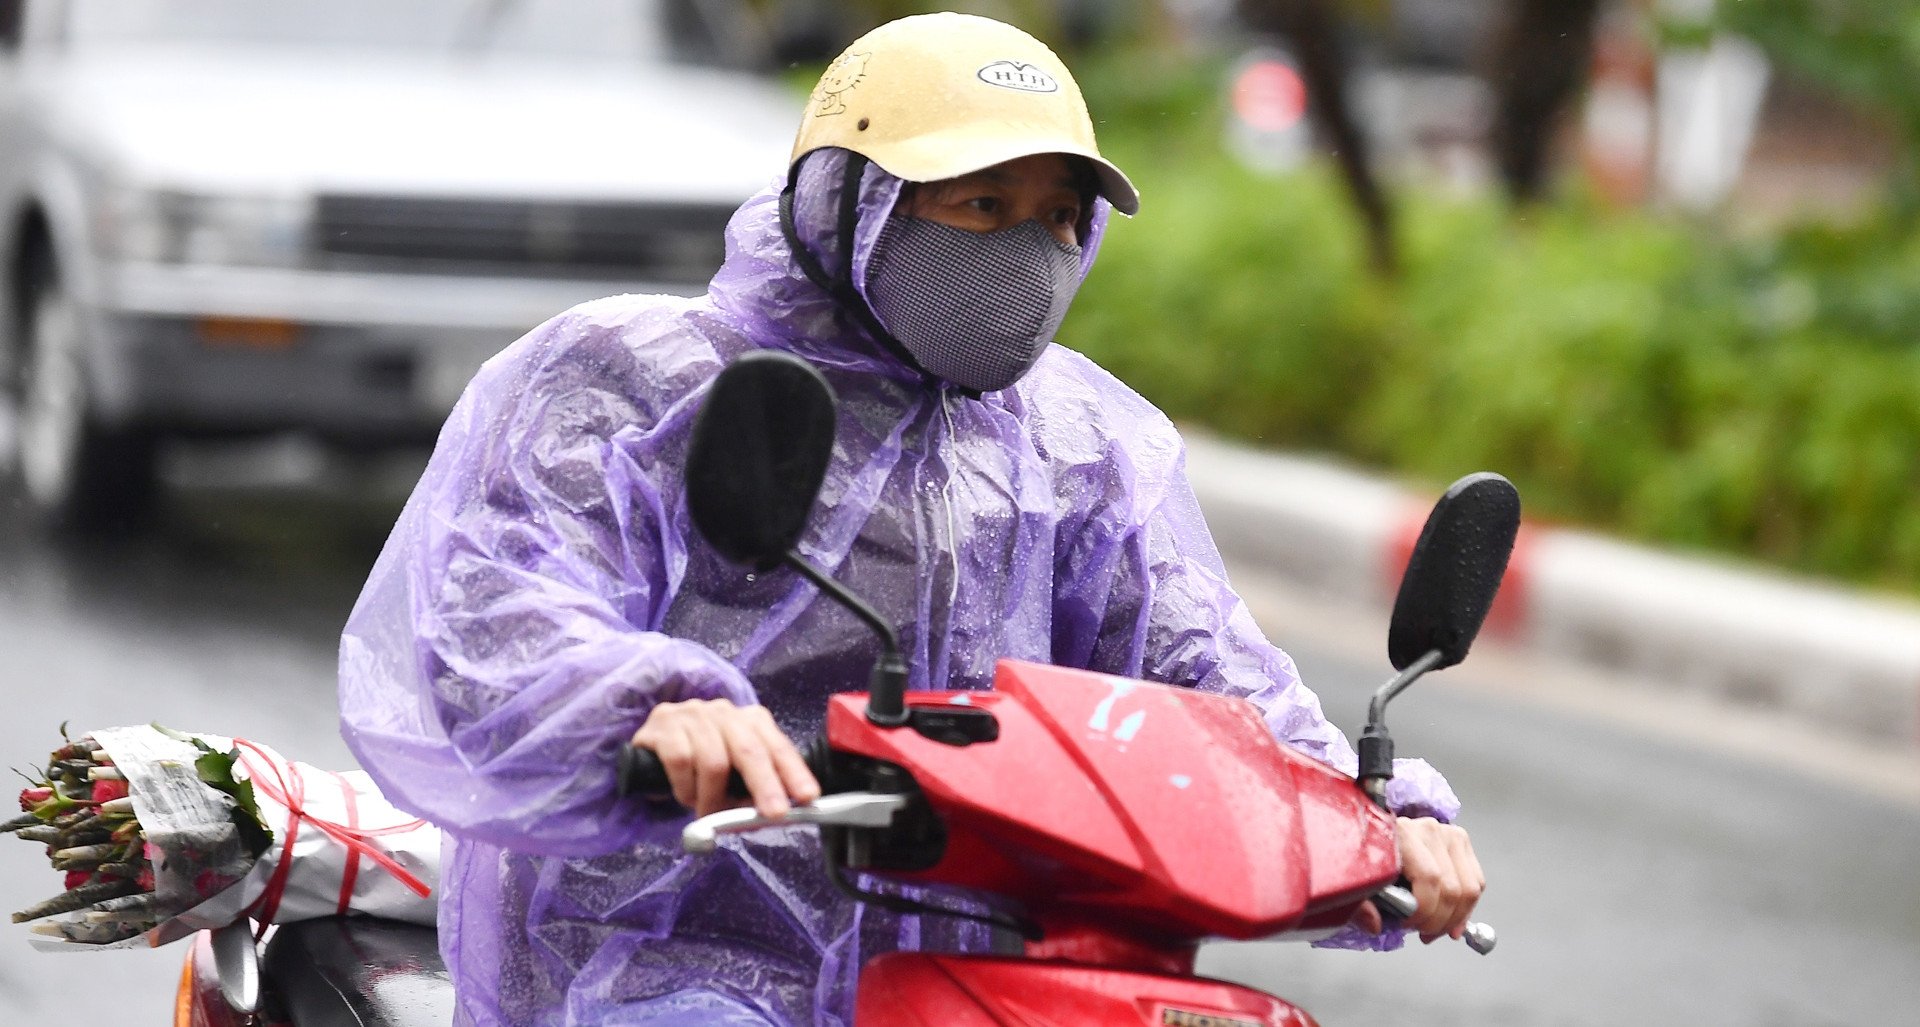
[338,148,1459,1027]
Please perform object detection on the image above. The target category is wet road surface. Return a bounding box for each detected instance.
[0,461,1915,1025]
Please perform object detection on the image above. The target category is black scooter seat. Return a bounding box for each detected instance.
[263,917,455,1027]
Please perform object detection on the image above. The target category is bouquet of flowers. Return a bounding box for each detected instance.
[7,724,438,948]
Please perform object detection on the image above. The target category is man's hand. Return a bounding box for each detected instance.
[1352,817,1486,943]
[630,699,821,819]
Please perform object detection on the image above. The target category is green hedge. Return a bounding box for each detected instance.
[1066,104,1920,594]
[1713,0,1920,203]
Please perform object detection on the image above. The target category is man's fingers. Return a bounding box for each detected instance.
[1398,826,1448,941]
[1427,866,1465,944]
[631,701,815,820]
[1400,819,1478,943]
[1353,900,1384,936]
[1390,818,1491,945]
[682,714,732,816]
[646,723,700,811]
[754,710,821,806]
[1423,825,1481,942]
[731,707,822,816]
[1445,828,1486,940]
[722,714,789,819]
[1426,854,1466,942]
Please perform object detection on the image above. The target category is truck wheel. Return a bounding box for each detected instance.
[11,257,158,532]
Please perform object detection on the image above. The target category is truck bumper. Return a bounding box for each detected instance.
[84,262,697,439]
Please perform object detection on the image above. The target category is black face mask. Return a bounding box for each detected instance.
[864,217,1084,394]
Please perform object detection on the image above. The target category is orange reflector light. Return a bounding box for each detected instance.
[174,951,197,1027]
[196,316,302,351]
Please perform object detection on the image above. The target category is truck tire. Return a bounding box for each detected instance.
[10,255,158,532]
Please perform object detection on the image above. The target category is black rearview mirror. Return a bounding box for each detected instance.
[686,352,837,570]
[1387,472,1521,671]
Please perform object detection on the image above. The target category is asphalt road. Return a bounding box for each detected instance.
[0,462,1915,1025]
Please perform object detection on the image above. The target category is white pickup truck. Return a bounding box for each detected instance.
[0,0,799,528]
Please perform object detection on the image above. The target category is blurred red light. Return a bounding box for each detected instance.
[1233,61,1309,133]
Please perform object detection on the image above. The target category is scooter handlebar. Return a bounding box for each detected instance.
[1373,885,1496,955]
[616,745,747,805]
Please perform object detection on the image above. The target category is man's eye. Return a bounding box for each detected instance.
[1053,206,1081,226]
[966,197,1001,214]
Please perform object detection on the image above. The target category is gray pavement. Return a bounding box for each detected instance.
[0,464,1915,1024]
[1203,600,1920,1026]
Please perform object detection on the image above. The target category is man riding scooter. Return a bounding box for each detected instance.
[338,13,1484,1025]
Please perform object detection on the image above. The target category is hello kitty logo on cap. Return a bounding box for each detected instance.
[977,60,1060,93]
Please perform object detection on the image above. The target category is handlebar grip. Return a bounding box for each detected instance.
[616,746,747,806]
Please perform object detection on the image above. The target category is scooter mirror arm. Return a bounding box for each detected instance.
[1357,647,1445,807]
[783,552,911,726]
[1365,647,1445,729]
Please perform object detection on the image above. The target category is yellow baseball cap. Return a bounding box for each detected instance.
[791,13,1141,216]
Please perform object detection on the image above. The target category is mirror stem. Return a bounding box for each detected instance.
[1358,647,1445,809]
[783,552,910,726]
[1366,647,1445,729]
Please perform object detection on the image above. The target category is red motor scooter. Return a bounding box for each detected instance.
[619,351,1514,1025]
[175,351,1513,1026]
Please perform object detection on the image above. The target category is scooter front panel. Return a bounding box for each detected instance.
[826,660,1399,940]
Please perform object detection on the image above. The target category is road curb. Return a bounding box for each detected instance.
[1183,433,1920,750]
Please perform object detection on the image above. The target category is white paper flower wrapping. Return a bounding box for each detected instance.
[27,726,438,950]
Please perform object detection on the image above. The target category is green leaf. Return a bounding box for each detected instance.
[194,750,235,790]
[191,747,274,858]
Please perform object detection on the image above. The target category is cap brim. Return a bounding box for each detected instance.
[848,126,1141,216]
[1085,159,1141,217]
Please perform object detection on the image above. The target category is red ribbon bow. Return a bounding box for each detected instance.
[233,739,431,938]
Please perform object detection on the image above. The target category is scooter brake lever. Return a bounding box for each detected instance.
[1373,885,1497,955]
[682,792,910,854]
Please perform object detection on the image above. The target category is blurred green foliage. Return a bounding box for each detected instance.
[834,0,1112,46]
[1066,54,1920,593]
[1715,0,1920,202]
